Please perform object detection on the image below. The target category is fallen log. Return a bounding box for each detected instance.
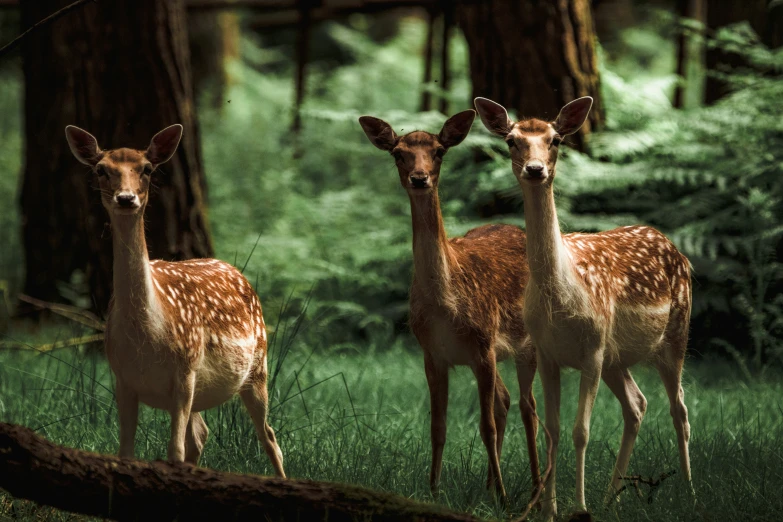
[0,422,480,521]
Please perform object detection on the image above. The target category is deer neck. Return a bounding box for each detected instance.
[409,190,454,296]
[522,182,573,291]
[110,212,158,318]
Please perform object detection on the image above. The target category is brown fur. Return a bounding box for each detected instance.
[409,223,529,354]
[65,125,285,475]
[562,226,692,360]
[359,112,540,502]
[475,97,693,520]
[147,258,268,377]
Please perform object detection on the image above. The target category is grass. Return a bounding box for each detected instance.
[1,326,782,521]
[0,11,781,522]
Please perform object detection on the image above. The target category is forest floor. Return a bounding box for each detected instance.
[1,325,782,521]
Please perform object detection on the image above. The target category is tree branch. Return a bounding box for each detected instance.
[0,0,96,61]
[17,294,105,332]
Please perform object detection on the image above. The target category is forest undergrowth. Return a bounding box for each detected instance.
[1,12,783,522]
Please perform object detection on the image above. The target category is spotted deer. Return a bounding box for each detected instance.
[64,124,285,475]
[474,96,692,519]
[359,110,540,502]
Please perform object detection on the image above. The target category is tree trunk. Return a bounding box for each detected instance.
[189,10,240,109]
[592,0,635,51]
[674,0,706,109]
[458,0,603,151]
[0,422,481,522]
[705,0,783,104]
[19,0,213,315]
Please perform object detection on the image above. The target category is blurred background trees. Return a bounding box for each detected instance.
[0,0,782,371]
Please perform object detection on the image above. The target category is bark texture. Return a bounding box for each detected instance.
[19,0,212,314]
[0,422,480,522]
[189,10,239,109]
[458,0,603,151]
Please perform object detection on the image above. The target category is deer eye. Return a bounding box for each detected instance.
[392,151,403,162]
[505,138,516,148]
[142,165,153,176]
[435,147,446,159]
[95,166,108,177]
[551,135,562,147]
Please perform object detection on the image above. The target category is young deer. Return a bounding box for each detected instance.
[65,125,285,475]
[359,110,540,502]
[474,97,692,520]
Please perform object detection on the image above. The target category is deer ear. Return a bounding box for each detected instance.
[439,110,475,149]
[146,124,183,166]
[358,116,398,151]
[474,98,513,137]
[553,97,593,136]
[65,126,103,166]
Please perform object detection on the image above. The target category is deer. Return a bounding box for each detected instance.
[473,96,692,520]
[358,110,540,504]
[64,124,285,476]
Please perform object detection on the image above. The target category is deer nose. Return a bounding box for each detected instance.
[115,193,138,208]
[410,173,430,189]
[525,162,545,178]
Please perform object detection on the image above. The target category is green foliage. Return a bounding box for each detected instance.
[564,26,783,372]
[0,70,22,326]
[198,17,480,346]
[0,15,781,368]
[2,13,783,522]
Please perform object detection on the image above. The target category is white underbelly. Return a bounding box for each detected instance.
[107,333,257,412]
[606,303,671,367]
[525,300,671,369]
[525,307,604,369]
[191,346,256,411]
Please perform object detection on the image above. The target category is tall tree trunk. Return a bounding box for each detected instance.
[705,0,783,104]
[19,0,213,315]
[674,0,707,109]
[189,10,240,109]
[592,0,635,50]
[458,0,603,151]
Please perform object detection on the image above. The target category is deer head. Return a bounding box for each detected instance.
[358,110,475,195]
[474,97,592,186]
[65,125,183,215]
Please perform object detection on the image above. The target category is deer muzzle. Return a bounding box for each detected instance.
[523,161,548,182]
[115,192,140,210]
[409,174,431,189]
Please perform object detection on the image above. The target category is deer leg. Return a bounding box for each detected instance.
[424,352,449,498]
[473,356,506,502]
[658,362,692,484]
[167,372,196,463]
[487,371,511,490]
[602,368,647,501]
[116,380,138,459]
[516,356,541,498]
[538,353,561,522]
[573,358,602,512]
[240,379,286,478]
[185,412,209,465]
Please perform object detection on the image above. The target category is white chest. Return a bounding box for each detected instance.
[104,307,180,405]
[523,281,605,368]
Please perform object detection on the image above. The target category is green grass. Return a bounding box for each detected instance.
[1,329,782,521]
[0,12,782,522]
